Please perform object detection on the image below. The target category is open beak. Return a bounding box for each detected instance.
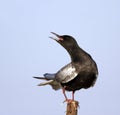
[50,32,64,41]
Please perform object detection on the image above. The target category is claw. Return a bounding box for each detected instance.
[63,99,73,103]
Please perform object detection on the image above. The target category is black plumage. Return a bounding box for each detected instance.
[34,32,98,101]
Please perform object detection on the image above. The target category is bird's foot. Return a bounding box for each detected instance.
[63,99,74,103]
[63,99,79,110]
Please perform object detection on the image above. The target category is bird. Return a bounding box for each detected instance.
[34,32,98,102]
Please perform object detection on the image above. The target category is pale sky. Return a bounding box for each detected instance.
[0,0,120,115]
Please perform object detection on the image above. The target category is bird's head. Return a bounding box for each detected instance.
[50,32,78,50]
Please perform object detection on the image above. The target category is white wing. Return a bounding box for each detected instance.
[55,63,78,83]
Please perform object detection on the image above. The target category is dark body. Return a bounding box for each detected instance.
[56,43,98,91]
[61,64,97,91]
[52,34,98,92]
[34,32,98,100]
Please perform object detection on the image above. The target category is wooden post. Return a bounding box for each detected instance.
[66,101,79,115]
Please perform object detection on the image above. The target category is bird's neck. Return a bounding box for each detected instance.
[67,45,87,62]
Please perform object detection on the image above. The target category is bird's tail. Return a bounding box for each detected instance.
[33,76,54,86]
[33,77,46,80]
[44,73,55,80]
[33,73,61,90]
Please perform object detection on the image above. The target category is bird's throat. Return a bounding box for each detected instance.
[67,46,85,62]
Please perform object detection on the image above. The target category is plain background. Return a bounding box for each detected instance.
[0,0,120,115]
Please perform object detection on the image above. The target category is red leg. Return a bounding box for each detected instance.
[62,88,76,103]
[72,91,75,100]
[62,88,68,100]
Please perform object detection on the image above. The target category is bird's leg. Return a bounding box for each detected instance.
[72,91,75,101]
[62,88,68,101]
[62,88,74,103]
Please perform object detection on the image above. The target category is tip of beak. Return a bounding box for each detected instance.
[51,32,60,37]
[50,32,64,41]
[49,36,57,41]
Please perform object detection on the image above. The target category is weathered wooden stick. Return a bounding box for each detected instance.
[66,101,79,115]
